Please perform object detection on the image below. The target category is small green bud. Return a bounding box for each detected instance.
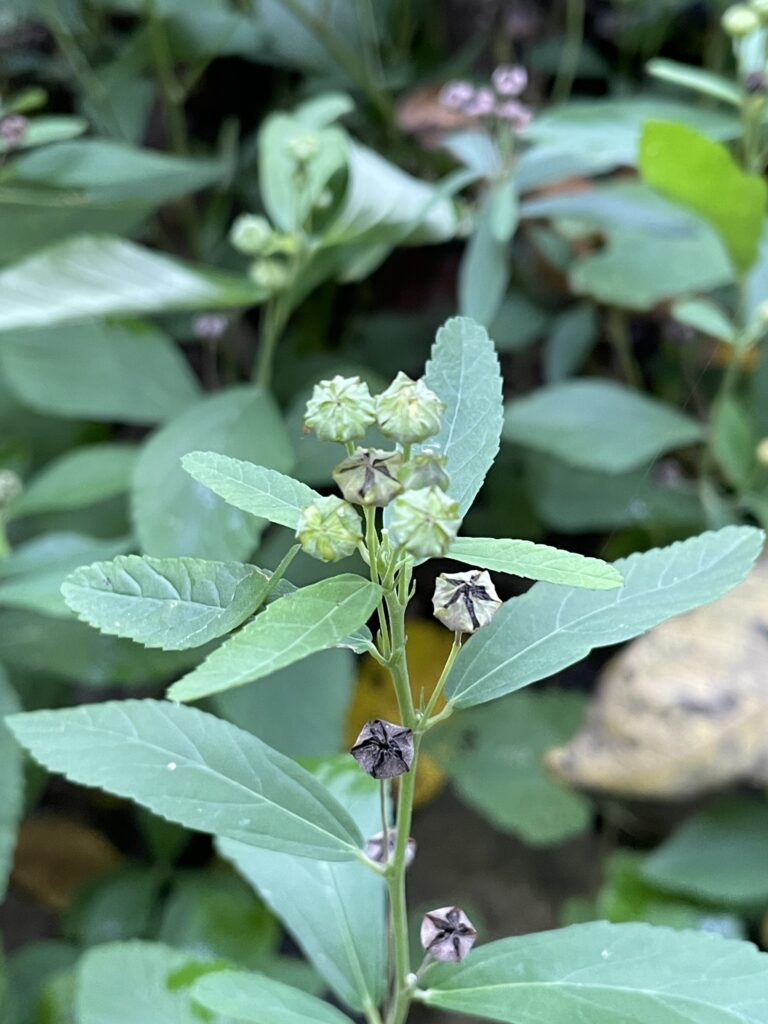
[399,451,450,491]
[333,447,403,507]
[296,495,362,561]
[389,486,461,559]
[287,131,319,163]
[376,372,446,444]
[722,4,760,35]
[433,569,501,634]
[0,469,22,509]
[229,213,272,255]
[304,375,376,443]
[752,0,768,18]
[249,259,290,291]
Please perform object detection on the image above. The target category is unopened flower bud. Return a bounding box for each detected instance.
[333,448,403,507]
[376,372,445,444]
[752,0,768,18]
[0,469,22,509]
[390,487,461,559]
[287,131,319,163]
[399,452,450,491]
[420,907,477,963]
[722,4,760,35]
[351,719,414,779]
[464,87,495,118]
[492,64,528,96]
[438,80,475,110]
[757,438,768,464]
[230,213,272,255]
[365,829,417,867]
[433,570,501,634]
[193,313,228,340]
[249,258,290,291]
[497,100,533,131]
[0,114,27,148]
[296,496,362,561]
[305,375,376,442]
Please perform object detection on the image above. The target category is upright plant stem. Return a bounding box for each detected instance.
[606,307,642,389]
[551,0,585,104]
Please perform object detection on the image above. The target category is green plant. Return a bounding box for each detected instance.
[3,317,767,1023]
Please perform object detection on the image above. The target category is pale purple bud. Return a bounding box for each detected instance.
[439,80,475,110]
[464,87,495,118]
[496,100,533,131]
[351,719,414,780]
[365,829,417,867]
[492,64,528,96]
[0,114,27,147]
[420,906,477,963]
[193,313,228,340]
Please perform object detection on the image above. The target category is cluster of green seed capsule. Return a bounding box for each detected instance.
[296,373,462,562]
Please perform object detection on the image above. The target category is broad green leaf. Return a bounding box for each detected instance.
[712,396,756,491]
[181,452,319,528]
[417,921,768,1022]
[520,181,693,232]
[448,536,622,589]
[0,534,130,618]
[0,611,200,686]
[543,302,598,383]
[446,526,763,708]
[646,58,743,107]
[132,386,294,560]
[429,691,590,845]
[62,555,274,650]
[168,575,381,701]
[0,236,263,332]
[11,444,137,518]
[458,187,510,328]
[643,798,768,906]
[504,379,704,473]
[64,865,163,947]
[214,648,355,759]
[192,970,353,1024]
[8,699,362,860]
[0,668,23,901]
[420,317,503,516]
[0,320,201,423]
[5,941,80,1024]
[640,121,767,273]
[219,759,386,1013]
[75,942,227,1024]
[670,298,736,344]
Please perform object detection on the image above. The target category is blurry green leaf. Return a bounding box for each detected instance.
[214,648,354,759]
[712,396,756,490]
[458,187,510,328]
[543,303,598,382]
[420,317,503,516]
[75,942,227,1024]
[0,320,201,423]
[219,759,386,1013]
[192,970,353,1024]
[640,121,766,273]
[646,59,743,107]
[521,181,692,232]
[5,941,79,1024]
[8,699,362,860]
[504,379,703,473]
[446,526,763,708]
[643,798,768,906]
[489,292,552,354]
[62,555,274,650]
[133,386,293,560]
[12,444,137,518]
[670,298,736,344]
[0,236,262,333]
[64,866,162,947]
[0,668,23,900]
[430,691,591,844]
[448,536,621,588]
[182,453,319,528]
[168,575,381,702]
[418,921,768,1021]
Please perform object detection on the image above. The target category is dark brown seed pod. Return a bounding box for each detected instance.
[350,719,414,779]
[420,906,477,962]
[365,829,417,867]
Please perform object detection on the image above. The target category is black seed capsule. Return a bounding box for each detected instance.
[350,719,414,780]
[420,906,477,962]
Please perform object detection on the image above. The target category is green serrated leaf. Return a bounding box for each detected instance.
[192,970,354,1024]
[133,386,294,560]
[446,526,763,708]
[7,699,362,860]
[417,921,768,1022]
[219,759,386,1013]
[0,668,23,901]
[504,379,704,473]
[182,452,319,529]
[62,555,274,651]
[447,537,622,589]
[420,317,503,516]
[12,444,138,519]
[169,575,381,702]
